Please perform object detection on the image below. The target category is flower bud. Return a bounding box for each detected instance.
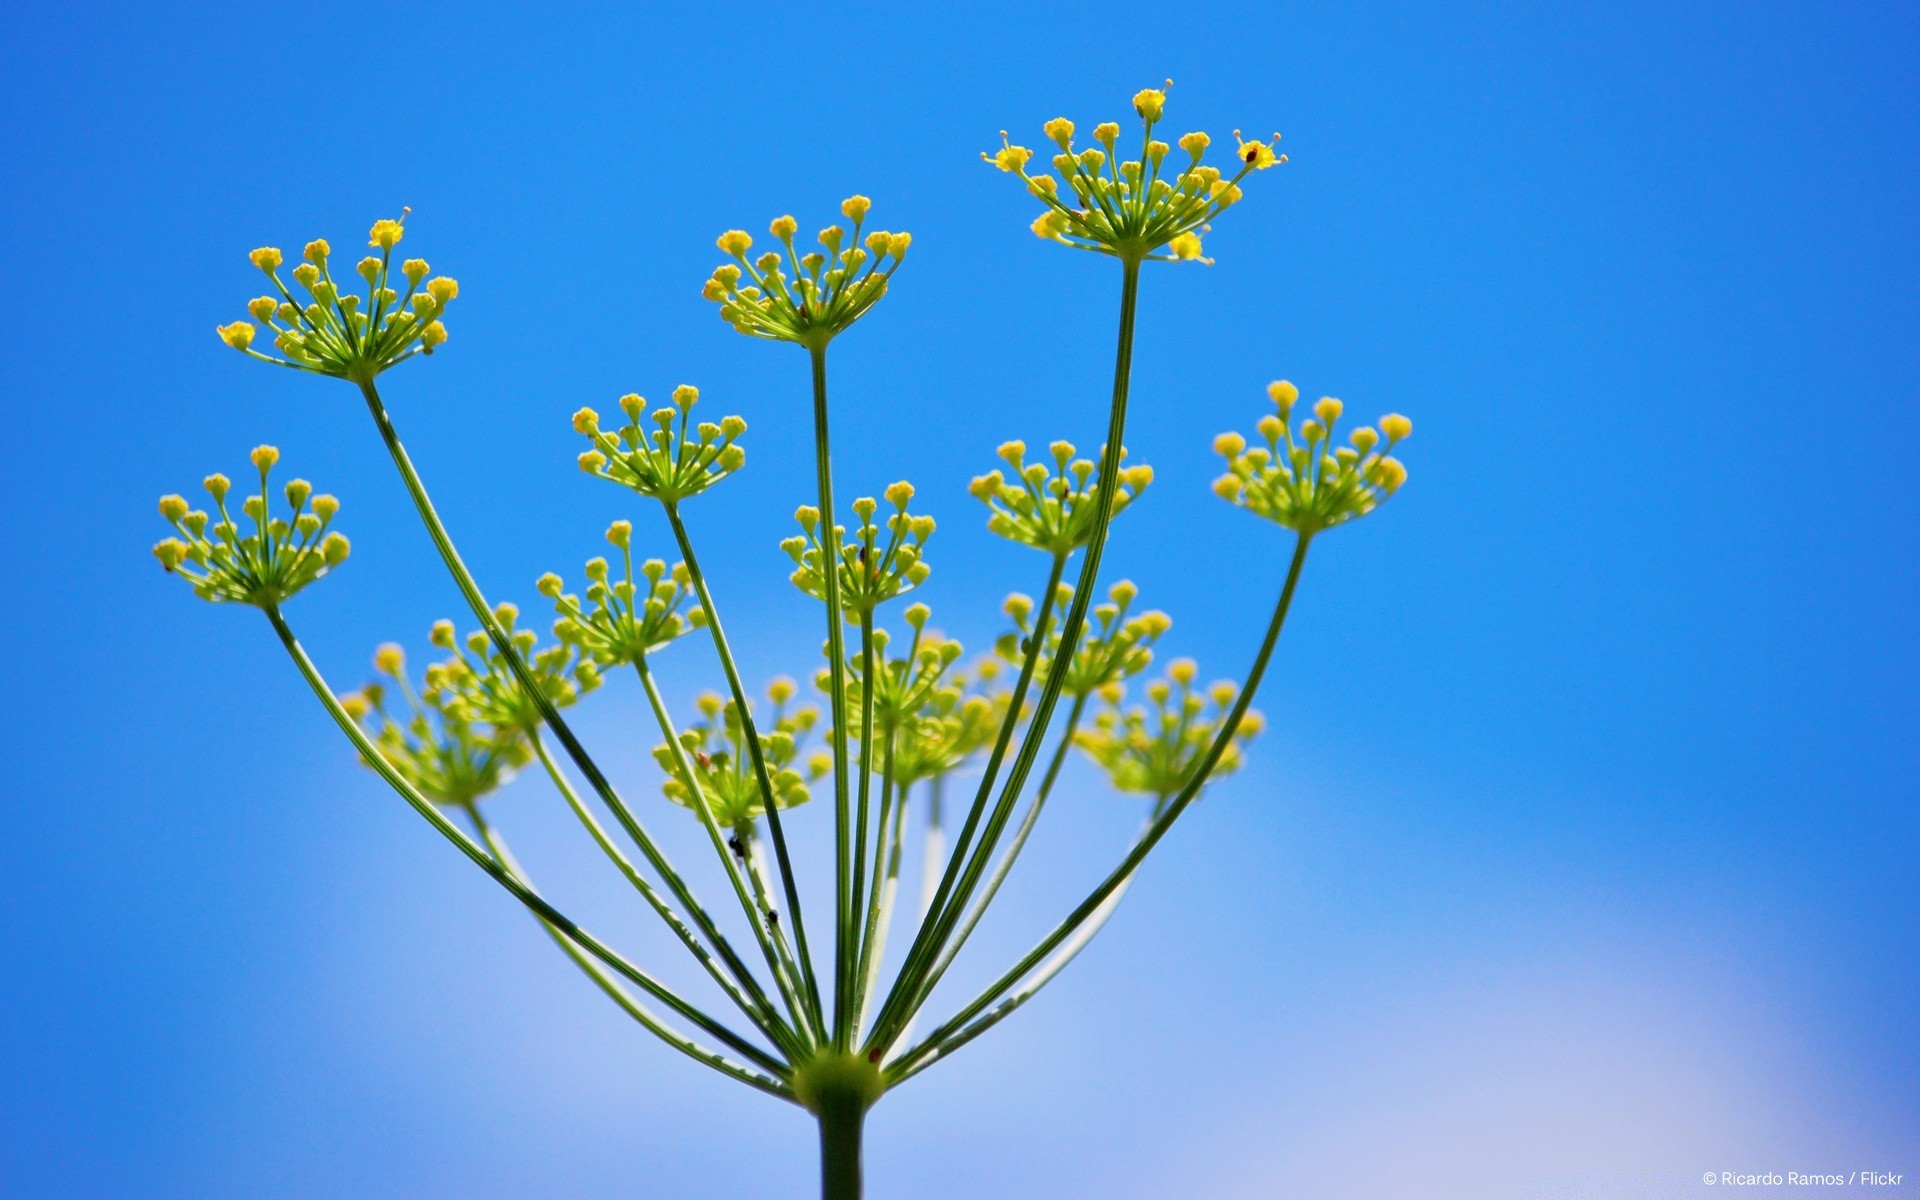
[250,445,280,472]
[218,321,256,350]
[717,230,753,256]
[369,219,405,249]
[1133,87,1166,122]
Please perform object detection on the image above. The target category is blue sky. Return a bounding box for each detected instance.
[1,2,1915,1197]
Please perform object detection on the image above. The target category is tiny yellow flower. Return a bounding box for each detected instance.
[718,230,753,256]
[1379,413,1413,443]
[770,215,799,239]
[369,218,405,249]
[217,321,255,350]
[1044,117,1075,146]
[249,247,283,272]
[427,277,459,304]
[841,195,871,220]
[375,643,406,674]
[1133,86,1167,122]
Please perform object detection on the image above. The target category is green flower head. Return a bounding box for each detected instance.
[969,438,1152,555]
[655,680,826,834]
[574,385,747,504]
[888,652,1011,787]
[703,199,909,348]
[340,642,530,808]
[997,579,1170,697]
[782,482,934,616]
[539,521,706,668]
[220,214,458,382]
[152,446,349,608]
[430,604,601,734]
[1075,659,1263,802]
[1212,381,1411,535]
[825,605,968,749]
[985,83,1284,264]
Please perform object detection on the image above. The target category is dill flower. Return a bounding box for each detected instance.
[997,580,1170,696]
[574,386,748,503]
[340,643,531,808]
[431,604,601,733]
[887,654,1010,787]
[539,522,707,668]
[703,199,910,348]
[1075,660,1263,802]
[655,682,826,835]
[1212,381,1412,534]
[152,447,349,607]
[968,439,1152,554]
[984,83,1285,263]
[781,483,934,615]
[219,214,460,381]
[827,606,967,748]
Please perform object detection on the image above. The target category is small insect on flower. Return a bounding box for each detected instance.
[703,198,910,348]
[781,485,935,616]
[969,439,1153,556]
[1213,379,1412,535]
[152,449,349,608]
[1075,660,1263,805]
[983,82,1285,264]
[655,680,825,837]
[574,385,749,504]
[340,636,533,808]
[218,211,461,382]
[542,523,708,669]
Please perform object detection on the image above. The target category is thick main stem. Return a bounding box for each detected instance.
[817,1100,866,1200]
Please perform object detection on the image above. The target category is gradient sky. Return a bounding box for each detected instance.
[2,2,1915,1198]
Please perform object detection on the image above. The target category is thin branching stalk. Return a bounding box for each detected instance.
[265,605,789,1082]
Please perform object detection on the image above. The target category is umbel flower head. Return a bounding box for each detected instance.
[985,82,1284,263]
[1212,381,1412,535]
[218,214,459,382]
[152,446,349,608]
[574,386,748,504]
[782,482,935,615]
[703,198,910,348]
[998,579,1170,696]
[539,521,706,668]
[429,605,601,734]
[969,439,1153,555]
[339,643,531,808]
[1075,659,1264,803]
[883,653,1010,787]
[828,604,967,747]
[655,680,827,835]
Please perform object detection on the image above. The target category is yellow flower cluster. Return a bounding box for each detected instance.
[1212,381,1412,535]
[888,666,1009,787]
[425,604,601,734]
[997,580,1170,697]
[703,199,910,348]
[574,386,748,504]
[218,215,459,381]
[782,483,934,615]
[985,83,1284,263]
[1074,659,1263,802]
[152,446,349,608]
[338,642,531,809]
[537,520,706,668]
[655,681,827,834]
[968,439,1152,555]
[830,605,968,748]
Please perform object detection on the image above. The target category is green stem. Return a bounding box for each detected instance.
[263,605,788,1083]
[354,379,774,1019]
[817,1098,866,1200]
[461,804,794,1101]
[925,693,1088,983]
[528,730,779,1040]
[845,610,877,1034]
[887,533,1313,1082]
[871,256,1143,1051]
[664,501,825,1035]
[634,658,812,1054]
[808,345,856,1049]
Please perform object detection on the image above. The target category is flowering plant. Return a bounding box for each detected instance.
[158,84,1410,1199]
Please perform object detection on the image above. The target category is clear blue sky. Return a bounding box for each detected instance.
[2,2,1914,1197]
